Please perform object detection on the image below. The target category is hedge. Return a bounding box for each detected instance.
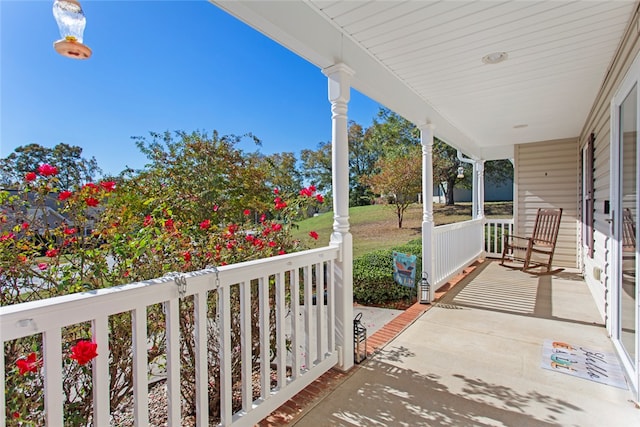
[353,239,422,306]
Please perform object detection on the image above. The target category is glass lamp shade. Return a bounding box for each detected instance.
[52,0,91,59]
[457,166,465,179]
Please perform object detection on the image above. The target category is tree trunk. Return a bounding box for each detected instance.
[445,177,456,205]
[396,204,403,228]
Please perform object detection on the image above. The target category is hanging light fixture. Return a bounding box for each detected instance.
[457,166,465,179]
[52,0,91,59]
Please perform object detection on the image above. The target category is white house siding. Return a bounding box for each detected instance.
[579,5,640,320]
[514,138,579,269]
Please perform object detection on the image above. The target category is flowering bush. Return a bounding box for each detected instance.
[2,161,324,424]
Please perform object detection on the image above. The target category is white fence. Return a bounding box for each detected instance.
[1,246,339,427]
[432,218,484,287]
[484,218,514,258]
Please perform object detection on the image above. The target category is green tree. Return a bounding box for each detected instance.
[256,151,303,195]
[367,108,420,156]
[118,130,268,225]
[349,121,380,206]
[433,137,466,206]
[362,145,422,228]
[485,159,513,185]
[0,143,101,189]
[300,141,332,194]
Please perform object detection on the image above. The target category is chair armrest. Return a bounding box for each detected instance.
[504,234,531,244]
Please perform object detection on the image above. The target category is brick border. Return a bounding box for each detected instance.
[257,259,485,426]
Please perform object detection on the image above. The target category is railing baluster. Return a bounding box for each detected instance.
[92,316,110,426]
[132,306,149,427]
[304,265,312,371]
[194,289,209,426]
[290,268,301,378]
[219,282,232,426]
[44,328,63,426]
[240,281,252,412]
[275,272,286,388]
[327,260,335,352]
[258,276,270,399]
[165,298,181,426]
[316,262,325,361]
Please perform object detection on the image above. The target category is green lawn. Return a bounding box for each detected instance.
[293,202,512,258]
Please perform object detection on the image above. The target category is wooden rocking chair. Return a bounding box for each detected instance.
[501,208,563,274]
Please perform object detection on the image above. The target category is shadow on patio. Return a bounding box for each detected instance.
[288,260,640,427]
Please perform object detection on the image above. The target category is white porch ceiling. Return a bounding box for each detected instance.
[211,1,638,160]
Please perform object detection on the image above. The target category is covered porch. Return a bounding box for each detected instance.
[4,1,640,425]
[286,260,640,426]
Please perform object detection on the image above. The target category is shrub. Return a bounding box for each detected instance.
[353,239,422,307]
[1,163,325,425]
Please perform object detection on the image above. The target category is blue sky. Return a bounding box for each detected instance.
[1,1,383,177]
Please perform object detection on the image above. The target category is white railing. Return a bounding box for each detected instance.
[484,218,514,258]
[432,218,484,287]
[1,246,339,427]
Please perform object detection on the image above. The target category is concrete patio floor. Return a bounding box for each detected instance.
[292,260,640,427]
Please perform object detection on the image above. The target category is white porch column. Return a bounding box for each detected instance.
[420,124,435,302]
[471,161,479,219]
[322,63,354,371]
[477,160,485,219]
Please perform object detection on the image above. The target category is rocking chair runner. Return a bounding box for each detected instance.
[501,208,563,274]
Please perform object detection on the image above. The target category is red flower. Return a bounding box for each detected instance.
[37,164,58,176]
[315,194,324,203]
[278,250,286,255]
[25,172,37,181]
[199,219,211,230]
[309,185,316,192]
[183,251,191,263]
[246,234,255,242]
[83,182,98,193]
[70,340,98,365]
[309,231,319,240]
[12,412,20,419]
[100,181,116,192]
[63,227,76,235]
[213,204,219,212]
[268,241,276,247]
[63,237,78,247]
[243,209,251,216]
[85,197,99,207]
[164,219,174,230]
[143,215,153,227]
[1,232,15,241]
[58,190,72,201]
[273,188,279,194]
[272,223,282,232]
[259,213,266,223]
[275,201,287,210]
[21,222,29,230]
[38,263,48,271]
[45,248,58,257]
[299,188,312,197]
[16,352,40,375]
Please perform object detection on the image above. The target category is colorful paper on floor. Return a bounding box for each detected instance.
[541,339,628,389]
